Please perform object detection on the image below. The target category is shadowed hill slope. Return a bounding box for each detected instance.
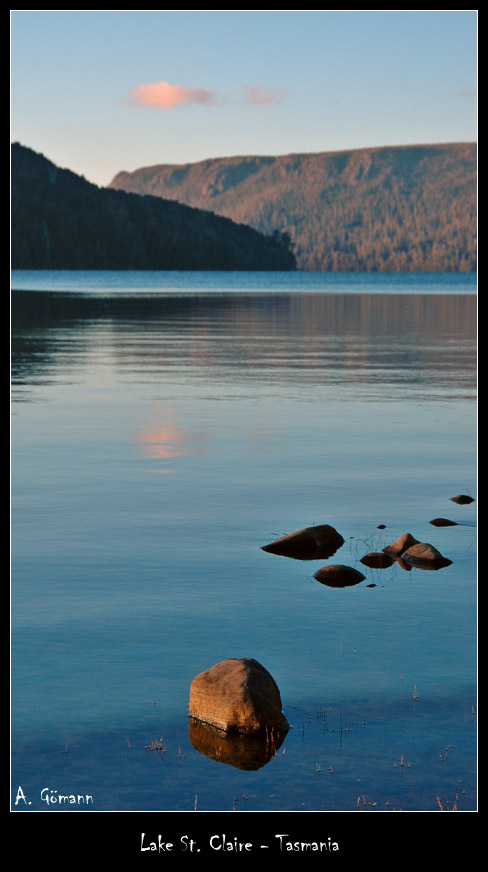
[11,143,296,271]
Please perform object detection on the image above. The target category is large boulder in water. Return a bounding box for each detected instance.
[189,658,289,735]
[261,523,344,560]
[313,564,366,588]
[401,542,453,570]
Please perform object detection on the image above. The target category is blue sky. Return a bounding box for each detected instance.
[11,10,477,187]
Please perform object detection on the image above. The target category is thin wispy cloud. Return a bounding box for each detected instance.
[125,80,223,110]
[242,86,288,106]
[455,89,475,99]
[124,80,288,110]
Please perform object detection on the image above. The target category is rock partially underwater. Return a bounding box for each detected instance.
[313,564,366,588]
[189,658,289,736]
[261,524,344,560]
[450,494,475,505]
[382,533,420,557]
[360,552,394,569]
[400,542,453,570]
[189,717,285,771]
[429,518,459,527]
[382,532,452,571]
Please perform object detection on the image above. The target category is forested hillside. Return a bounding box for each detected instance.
[109,143,477,272]
[11,144,296,271]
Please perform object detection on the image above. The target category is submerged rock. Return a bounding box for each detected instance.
[313,564,366,588]
[360,551,394,569]
[189,658,289,735]
[429,518,459,527]
[261,523,344,560]
[382,533,420,556]
[400,542,453,570]
[451,494,475,505]
[189,717,285,771]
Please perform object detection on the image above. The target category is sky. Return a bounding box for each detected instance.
[10,9,477,188]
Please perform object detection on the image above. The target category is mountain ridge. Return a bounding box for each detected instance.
[109,142,477,272]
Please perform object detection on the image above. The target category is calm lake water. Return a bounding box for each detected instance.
[11,271,477,816]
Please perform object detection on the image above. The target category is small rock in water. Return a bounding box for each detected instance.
[261,523,344,560]
[382,533,420,556]
[313,564,366,588]
[429,518,459,527]
[400,542,453,570]
[360,552,394,569]
[189,658,289,735]
[450,494,475,505]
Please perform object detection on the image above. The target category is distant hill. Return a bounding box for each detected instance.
[11,143,296,271]
[109,143,477,272]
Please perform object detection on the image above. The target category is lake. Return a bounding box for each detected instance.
[11,270,477,817]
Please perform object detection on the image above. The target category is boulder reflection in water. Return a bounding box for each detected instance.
[189,717,286,771]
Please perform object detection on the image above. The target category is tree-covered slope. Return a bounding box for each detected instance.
[11,143,296,271]
[109,143,476,272]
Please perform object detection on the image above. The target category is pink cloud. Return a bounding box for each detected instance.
[124,80,289,110]
[126,80,220,110]
[243,86,288,106]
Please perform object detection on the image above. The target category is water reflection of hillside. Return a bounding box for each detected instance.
[11,291,476,399]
